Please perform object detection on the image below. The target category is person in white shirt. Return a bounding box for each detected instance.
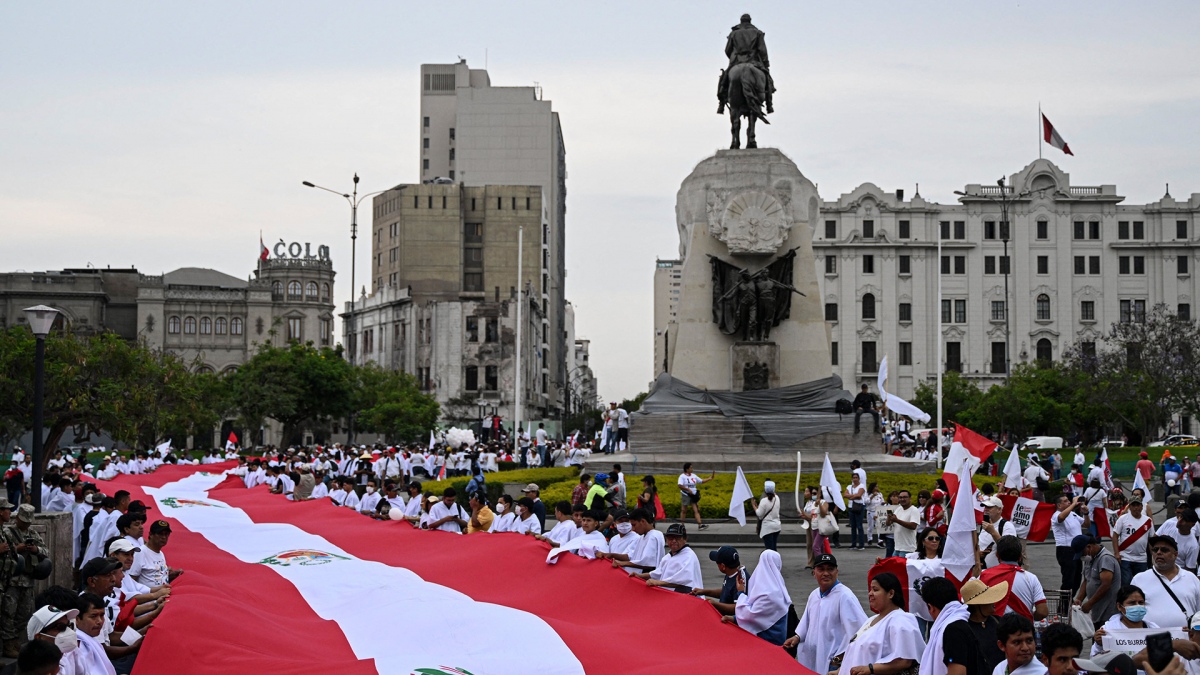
[783,552,868,673]
[615,407,630,451]
[607,510,640,558]
[1073,449,1086,471]
[75,592,119,675]
[358,479,382,516]
[1051,495,1088,592]
[889,490,922,557]
[1114,499,1153,585]
[677,463,714,531]
[488,494,517,533]
[84,500,119,563]
[980,497,1018,568]
[427,488,469,534]
[635,523,703,591]
[378,482,406,520]
[535,502,579,547]
[1132,534,1200,629]
[569,510,611,559]
[1175,510,1200,572]
[510,497,542,535]
[310,471,329,500]
[991,613,1049,675]
[131,520,183,588]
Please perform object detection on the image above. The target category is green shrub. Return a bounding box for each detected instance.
[417,467,580,499]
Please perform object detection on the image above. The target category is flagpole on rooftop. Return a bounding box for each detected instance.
[937,213,943,471]
[514,224,523,455]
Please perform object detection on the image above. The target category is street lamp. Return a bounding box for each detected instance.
[23,305,58,512]
[301,175,387,444]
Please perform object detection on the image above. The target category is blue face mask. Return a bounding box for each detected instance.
[1124,605,1148,622]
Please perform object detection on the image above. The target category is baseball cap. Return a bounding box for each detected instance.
[128,500,152,512]
[814,553,838,568]
[1073,652,1136,675]
[79,557,122,585]
[1071,534,1099,560]
[1149,534,1178,551]
[26,605,79,641]
[521,483,540,493]
[931,489,946,501]
[1190,610,1200,631]
[148,519,172,535]
[107,539,140,555]
[665,523,687,538]
[708,546,740,567]
[982,497,1003,509]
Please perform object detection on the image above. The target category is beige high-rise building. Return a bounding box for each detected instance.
[652,259,682,380]
[418,60,568,418]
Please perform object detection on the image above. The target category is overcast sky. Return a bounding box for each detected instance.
[3,2,1200,402]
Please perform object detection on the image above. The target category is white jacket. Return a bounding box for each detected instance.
[755,495,782,537]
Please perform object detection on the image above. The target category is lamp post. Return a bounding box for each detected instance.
[302,175,387,445]
[23,305,58,512]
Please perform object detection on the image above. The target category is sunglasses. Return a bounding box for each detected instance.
[1151,547,1176,554]
[926,536,942,542]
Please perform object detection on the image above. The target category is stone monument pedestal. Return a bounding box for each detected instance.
[731,342,778,391]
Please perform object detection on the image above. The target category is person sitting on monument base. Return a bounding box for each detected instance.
[853,384,881,434]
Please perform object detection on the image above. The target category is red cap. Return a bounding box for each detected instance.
[931,489,946,500]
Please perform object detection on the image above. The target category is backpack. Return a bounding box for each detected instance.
[835,399,853,415]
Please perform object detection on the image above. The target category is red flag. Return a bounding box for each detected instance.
[1093,506,1114,538]
[1042,113,1074,156]
[868,556,965,622]
[259,234,269,261]
[943,424,997,502]
[998,493,1055,542]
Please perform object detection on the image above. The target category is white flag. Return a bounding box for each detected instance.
[877,355,889,403]
[1002,447,1024,489]
[155,440,171,457]
[878,354,930,422]
[943,459,977,581]
[729,467,754,527]
[429,430,436,451]
[820,453,846,511]
[1133,468,1149,495]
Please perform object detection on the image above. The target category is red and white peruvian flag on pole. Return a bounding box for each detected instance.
[1042,113,1074,156]
[942,424,997,504]
[998,493,1056,542]
[868,556,963,622]
[1100,448,1115,490]
[259,233,269,261]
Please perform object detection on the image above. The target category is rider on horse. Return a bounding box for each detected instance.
[718,14,775,116]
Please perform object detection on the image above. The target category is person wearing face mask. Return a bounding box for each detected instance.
[74,593,116,675]
[1090,585,1155,657]
[358,480,381,516]
[488,495,517,533]
[510,497,542,535]
[1072,535,1121,626]
[600,508,663,575]
[607,510,640,558]
[25,605,83,674]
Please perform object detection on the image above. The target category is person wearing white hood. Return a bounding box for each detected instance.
[724,549,793,645]
[753,480,783,551]
[919,576,979,675]
[833,571,925,675]
[784,553,868,673]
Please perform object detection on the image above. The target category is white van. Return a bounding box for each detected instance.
[1021,436,1064,451]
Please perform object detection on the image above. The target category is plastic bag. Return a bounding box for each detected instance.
[1070,605,1095,639]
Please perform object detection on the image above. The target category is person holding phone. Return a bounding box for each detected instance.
[677,463,714,531]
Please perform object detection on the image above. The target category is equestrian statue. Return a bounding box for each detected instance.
[717,14,776,149]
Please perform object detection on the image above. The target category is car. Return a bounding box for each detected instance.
[1150,434,1199,447]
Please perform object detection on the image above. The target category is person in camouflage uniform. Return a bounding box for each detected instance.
[2,503,45,657]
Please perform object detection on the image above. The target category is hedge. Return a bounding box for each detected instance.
[416,467,581,504]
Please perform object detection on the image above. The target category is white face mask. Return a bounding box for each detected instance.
[365,487,376,494]
[48,627,78,654]
[616,522,633,535]
[495,503,506,513]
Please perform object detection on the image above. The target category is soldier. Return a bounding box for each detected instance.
[2,504,47,657]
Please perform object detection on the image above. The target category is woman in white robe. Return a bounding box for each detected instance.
[727,549,793,645]
[837,572,925,675]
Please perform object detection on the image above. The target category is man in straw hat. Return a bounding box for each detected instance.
[921,571,1008,672]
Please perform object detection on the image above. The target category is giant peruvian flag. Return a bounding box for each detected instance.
[997,493,1056,542]
[943,424,997,504]
[103,466,806,674]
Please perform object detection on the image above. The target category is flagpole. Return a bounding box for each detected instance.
[1038,103,1043,160]
[936,213,944,471]
[514,225,523,457]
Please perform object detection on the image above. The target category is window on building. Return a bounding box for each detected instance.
[1133,221,1145,239]
[168,316,180,334]
[825,256,837,274]
[1119,257,1130,274]
[862,255,875,274]
[1179,220,1189,239]
[862,341,877,373]
[449,148,455,162]
[862,294,876,320]
[466,317,479,342]
[898,302,912,322]
[1121,299,1147,324]
[526,197,531,210]
[985,221,996,240]
[899,255,910,274]
[941,299,951,324]
[423,137,429,149]
[183,317,196,334]
[831,341,838,365]
[825,303,838,321]
[825,221,837,239]
[287,318,302,342]
[423,116,429,128]
[1036,294,1051,321]
[463,247,484,267]
[946,342,962,372]
[231,318,243,335]
[485,365,498,391]
[320,319,330,345]
[954,221,965,240]
[1081,341,1096,358]
[322,283,330,300]
[998,256,1009,274]
[1074,222,1085,240]
[1036,338,1053,364]
[1074,256,1085,275]
[941,256,951,275]
[954,299,967,323]
[1081,301,1095,321]
[465,366,478,391]
[985,256,996,275]
[485,318,498,343]
[1180,304,1192,321]
[464,272,483,292]
[1132,256,1145,274]
[215,317,227,335]
[306,282,318,300]
[991,301,1006,321]
[1089,256,1100,275]
[423,159,429,170]
[940,221,950,240]
[955,256,966,275]
[1037,220,1048,239]
[449,127,455,140]
[287,281,302,299]
[898,220,910,239]
[899,341,912,366]
[271,281,282,298]
[1037,256,1049,274]
[863,220,874,238]
[1118,221,1130,240]
[1089,221,1100,240]
[991,342,1007,374]
[1181,256,1191,275]
[199,317,211,334]
[1120,299,1131,323]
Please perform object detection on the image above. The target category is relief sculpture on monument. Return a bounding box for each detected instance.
[709,249,804,342]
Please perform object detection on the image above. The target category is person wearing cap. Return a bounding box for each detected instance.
[690,546,747,616]
[511,497,542,535]
[25,604,82,671]
[979,536,1049,621]
[1114,499,1153,586]
[520,484,546,531]
[1077,651,1139,675]
[980,497,1017,568]
[83,497,119,565]
[607,510,639,557]
[131,520,182,588]
[1165,456,1185,497]
[583,475,609,512]
[1,504,48,656]
[377,482,406,520]
[1132,534,1200,629]
[925,489,948,538]
[637,523,702,592]
[535,502,578,547]
[785,552,866,672]
[72,488,98,565]
[829,570,922,674]
[1073,534,1121,626]
[292,464,315,501]
[961,578,1011,675]
[108,539,169,604]
[600,508,663,575]
[1052,495,1088,594]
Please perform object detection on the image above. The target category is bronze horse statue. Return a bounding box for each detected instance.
[718,14,774,149]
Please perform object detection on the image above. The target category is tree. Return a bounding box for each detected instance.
[912,370,982,428]
[224,342,354,443]
[354,364,440,443]
[967,364,1073,438]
